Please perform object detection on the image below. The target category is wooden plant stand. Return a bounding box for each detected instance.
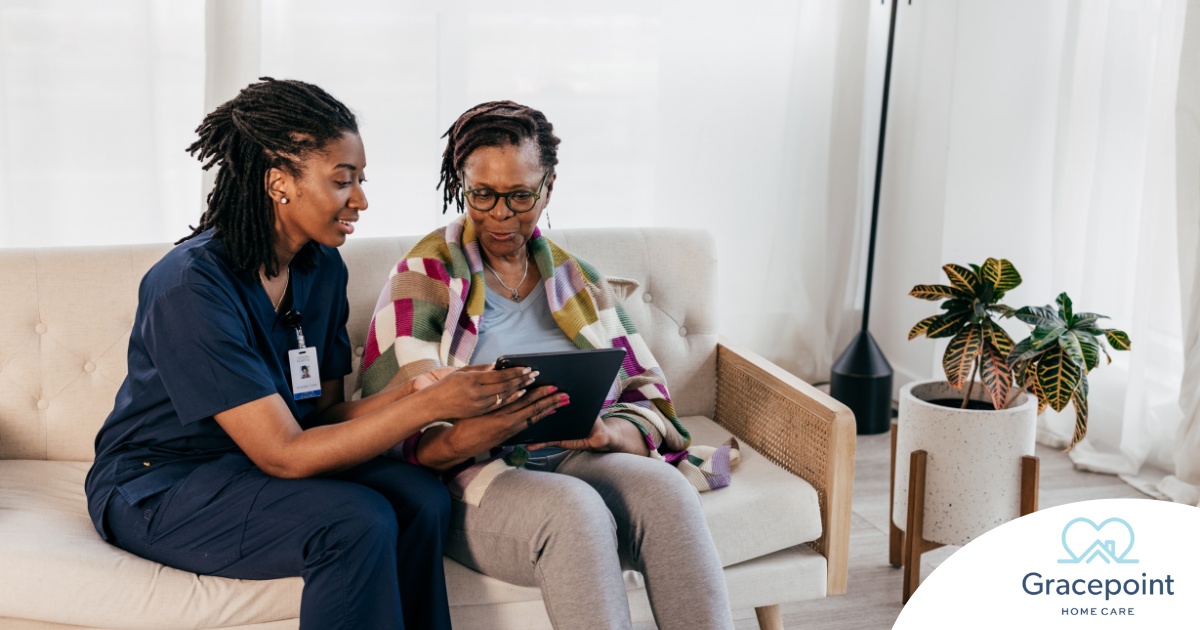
[888,419,1040,603]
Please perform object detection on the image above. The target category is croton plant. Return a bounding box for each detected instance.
[908,260,1132,450]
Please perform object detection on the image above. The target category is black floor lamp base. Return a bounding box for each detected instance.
[831,330,893,435]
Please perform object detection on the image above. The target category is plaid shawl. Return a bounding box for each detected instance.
[357,216,736,504]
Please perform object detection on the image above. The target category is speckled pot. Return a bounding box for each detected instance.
[891,380,1037,547]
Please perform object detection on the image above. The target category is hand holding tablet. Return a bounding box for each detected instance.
[493,348,627,447]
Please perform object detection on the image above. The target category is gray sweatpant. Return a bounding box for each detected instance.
[445,450,735,630]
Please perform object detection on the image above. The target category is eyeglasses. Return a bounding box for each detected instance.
[462,170,551,214]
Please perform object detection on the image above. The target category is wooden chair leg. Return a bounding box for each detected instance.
[889,419,903,567]
[1021,455,1040,516]
[754,604,784,630]
[902,450,927,604]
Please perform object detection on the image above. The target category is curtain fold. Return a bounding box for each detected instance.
[1163,0,1200,506]
[871,0,1195,503]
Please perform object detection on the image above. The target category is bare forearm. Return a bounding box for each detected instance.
[265,390,441,477]
[303,379,415,429]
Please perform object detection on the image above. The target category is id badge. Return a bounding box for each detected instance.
[288,347,322,400]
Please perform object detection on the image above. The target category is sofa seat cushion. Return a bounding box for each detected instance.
[0,418,819,627]
[0,461,303,630]
[683,415,823,567]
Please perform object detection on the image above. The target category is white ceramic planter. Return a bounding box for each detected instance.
[891,379,1038,547]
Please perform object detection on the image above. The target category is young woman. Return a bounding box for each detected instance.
[84,79,566,630]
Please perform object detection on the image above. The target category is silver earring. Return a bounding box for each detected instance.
[547,210,552,229]
[280,196,289,204]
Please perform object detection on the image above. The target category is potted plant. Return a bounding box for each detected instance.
[1008,292,1132,450]
[892,259,1039,548]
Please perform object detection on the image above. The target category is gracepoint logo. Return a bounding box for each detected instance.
[1057,517,1139,565]
[1021,514,1175,619]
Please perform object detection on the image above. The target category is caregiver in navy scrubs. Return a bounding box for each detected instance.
[84,78,566,630]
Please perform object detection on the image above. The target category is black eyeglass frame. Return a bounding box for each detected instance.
[461,169,552,214]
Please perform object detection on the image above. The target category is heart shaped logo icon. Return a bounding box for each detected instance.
[1057,517,1139,564]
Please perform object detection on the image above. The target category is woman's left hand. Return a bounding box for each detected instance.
[527,417,612,452]
[411,366,459,392]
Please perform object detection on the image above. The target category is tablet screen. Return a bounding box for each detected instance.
[494,348,627,446]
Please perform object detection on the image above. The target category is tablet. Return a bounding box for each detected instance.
[494,348,627,446]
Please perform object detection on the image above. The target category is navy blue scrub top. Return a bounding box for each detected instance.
[84,229,353,539]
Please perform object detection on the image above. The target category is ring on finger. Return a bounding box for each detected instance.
[495,393,503,407]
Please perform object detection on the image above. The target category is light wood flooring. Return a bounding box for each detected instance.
[641,429,1151,630]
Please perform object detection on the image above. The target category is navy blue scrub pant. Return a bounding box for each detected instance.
[103,454,452,630]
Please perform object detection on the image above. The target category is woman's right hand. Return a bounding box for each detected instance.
[414,385,570,470]
[419,364,538,420]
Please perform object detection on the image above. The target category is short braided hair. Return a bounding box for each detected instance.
[437,101,560,214]
[179,77,358,276]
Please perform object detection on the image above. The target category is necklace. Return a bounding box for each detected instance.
[261,267,290,312]
[483,256,528,302]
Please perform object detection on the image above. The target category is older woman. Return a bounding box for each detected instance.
[85,81,563,630]
[359,101,735,630]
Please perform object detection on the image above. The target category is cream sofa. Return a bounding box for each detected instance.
[0,228,854,630]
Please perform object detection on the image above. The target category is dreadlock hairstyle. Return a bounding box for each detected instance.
[179,77,359,276]
[437,100,561,214]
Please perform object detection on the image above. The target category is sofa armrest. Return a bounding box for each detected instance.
[713,336,855,596]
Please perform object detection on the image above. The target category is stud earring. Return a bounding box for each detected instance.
[280,196,289,204]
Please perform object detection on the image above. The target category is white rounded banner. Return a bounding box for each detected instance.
[895,498,1200,628]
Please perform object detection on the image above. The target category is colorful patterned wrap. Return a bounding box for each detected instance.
[356,216,735,504]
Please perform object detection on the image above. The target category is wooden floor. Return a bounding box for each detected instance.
[640,429,1150,630]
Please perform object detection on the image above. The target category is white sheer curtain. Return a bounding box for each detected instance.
[0,0,869,380]
[0,0,204,248]
[254,1,870,378]
[872,0,1194,501]
[1166,1,1200,506]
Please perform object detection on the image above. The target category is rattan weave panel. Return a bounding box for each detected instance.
[714,353,833,557]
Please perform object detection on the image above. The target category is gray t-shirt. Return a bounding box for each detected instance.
[471,282,578,366]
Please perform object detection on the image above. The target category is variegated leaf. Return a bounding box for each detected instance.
[943,325,984,389]
[1036,346,1083,413]
[1104,329,1132,351]
[908,315,941,340]
[1010,357,1031,388]
[943,264,980,294]
[940,298,972,313]
[982,258,1022,293]
[1015,305,1062,328]
[910,284,967,301]
[1067,374,1089,451]
[1058,332,1085,369]
[926,311,969,339]
[1077,334,1101,371]
[1008,337,1034,363]
[1072,311,1108,328]
[1031,325,1068,352]
[1031,376,1048,415]
[1056,292,1074,322]
[983,319,1015,355]
[980,341,1013,410]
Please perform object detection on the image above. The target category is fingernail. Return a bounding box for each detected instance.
[515,389,526,397]
[547,386,558,393]
[530,371,540,378]
[523,367,532,374]
[559,394,570,404]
